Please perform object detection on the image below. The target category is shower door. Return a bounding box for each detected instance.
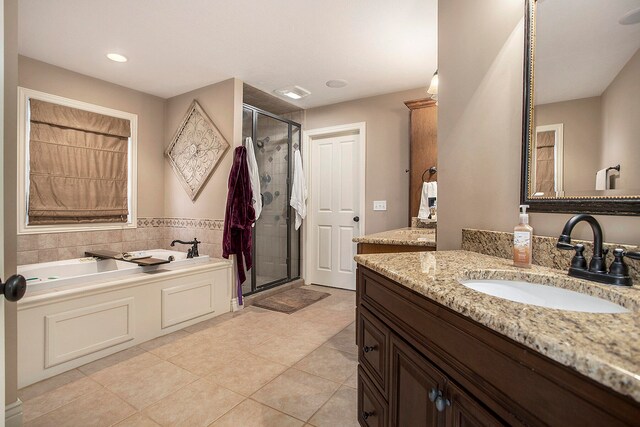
[242,105,301,295]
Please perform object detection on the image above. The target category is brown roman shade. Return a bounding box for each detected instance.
[535,130,555,195]
[28,99,131,225]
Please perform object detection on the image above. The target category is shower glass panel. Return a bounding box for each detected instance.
[241,105,301,295]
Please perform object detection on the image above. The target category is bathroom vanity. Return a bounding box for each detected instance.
[354,227,436,254]
[355,251,640,426]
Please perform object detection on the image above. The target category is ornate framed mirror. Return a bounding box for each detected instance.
[521,0,640,215]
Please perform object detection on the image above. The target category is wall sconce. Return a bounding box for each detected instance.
[427,69,438,102]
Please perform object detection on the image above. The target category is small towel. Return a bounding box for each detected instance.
[418,181,437,219]
[245,137,262,223]
[290,150,307,230]
[595,169,607,190]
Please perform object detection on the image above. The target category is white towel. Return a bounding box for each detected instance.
[418,182,430,219]
[595,168,607,191]
[245,137,262,223]
[290,150,307,230]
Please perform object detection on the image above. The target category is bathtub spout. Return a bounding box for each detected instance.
[170,239,200,258]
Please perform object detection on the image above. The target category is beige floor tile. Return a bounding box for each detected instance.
[167,342,247,377]
[294,346,358,383]
[248,335,323,366]
[211,399,304,427]
[252,368,340,421]
[23,377,103,422]
[308,386,358,427]
[104,361,198,410]
[183,312,235,333]
[25,388,135,427]
[343,371,358,389]
[206,354,288,396]
[272,320,343,343]
[144,379,243,426]
[18,369,85,402]
[90,352,163,387]
[78,346,147,376]
[142,331,206,359]
[323,324,357,355]
[114,412,160,427]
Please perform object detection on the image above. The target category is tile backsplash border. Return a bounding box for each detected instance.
[462,228,640,284]
[17,217,225,266]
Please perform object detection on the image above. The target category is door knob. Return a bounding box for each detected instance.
[1,274,27,302]
[353,216,360,222]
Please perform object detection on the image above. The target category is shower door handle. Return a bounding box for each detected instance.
[353,216,360,223]
[1,274,27,302]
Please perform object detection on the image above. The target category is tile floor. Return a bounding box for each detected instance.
[19,285,358,427]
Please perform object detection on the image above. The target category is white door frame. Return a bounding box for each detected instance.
[301,122,366,284]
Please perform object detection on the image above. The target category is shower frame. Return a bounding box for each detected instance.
[242,103,302,296]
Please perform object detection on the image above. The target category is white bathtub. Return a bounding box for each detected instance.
[18,249,233,387]
[18,249,210,294]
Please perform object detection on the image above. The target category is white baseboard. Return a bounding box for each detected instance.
[230,298,243,312]
[5,399,23,427]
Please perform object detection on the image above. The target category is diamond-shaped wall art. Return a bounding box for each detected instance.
[165,101,230,201]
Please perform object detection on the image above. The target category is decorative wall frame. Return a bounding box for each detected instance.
[166,100,230,201]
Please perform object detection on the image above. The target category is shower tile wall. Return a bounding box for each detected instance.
[254,116,289,286]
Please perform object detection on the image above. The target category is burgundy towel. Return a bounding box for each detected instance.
[222,146,255,305]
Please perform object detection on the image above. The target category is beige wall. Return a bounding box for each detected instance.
[4,0,19,407]
[18,56,166,217]
[163,78,242,220]
[600,48,640,191]
[437,0,640,249]
[535,96,602,192]
[305,87,427,234]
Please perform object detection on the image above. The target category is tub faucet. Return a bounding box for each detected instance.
[556,214,639,286]
[170,238,200,258]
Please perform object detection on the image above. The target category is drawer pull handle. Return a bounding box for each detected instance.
[435,396,451,412]
[362,410,375,420]
[363,345,377,353]
[428,387,439,402]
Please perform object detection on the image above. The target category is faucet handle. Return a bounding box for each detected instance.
[623,251,640,261]
[570,244,588,270]
[609,249,629,277]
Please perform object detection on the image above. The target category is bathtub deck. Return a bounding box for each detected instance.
[18,285,357,427]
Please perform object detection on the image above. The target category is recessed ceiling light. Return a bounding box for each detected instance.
[619,7,640,25]
[106,53,128,63]
[326,79,348,88]
[274,85,311,100]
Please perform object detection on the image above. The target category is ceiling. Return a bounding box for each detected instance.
[535,0,640,105]
[18,0,437,108]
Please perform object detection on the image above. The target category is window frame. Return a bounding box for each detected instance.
[17,87,138,234]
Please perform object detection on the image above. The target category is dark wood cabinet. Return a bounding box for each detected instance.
[390,334,446,427]
[356,266,640,427]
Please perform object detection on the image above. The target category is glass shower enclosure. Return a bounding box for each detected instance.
[242,104,301,295]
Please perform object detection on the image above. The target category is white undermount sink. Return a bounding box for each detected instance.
[459,279,629,313]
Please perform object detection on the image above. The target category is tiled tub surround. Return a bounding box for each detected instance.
[353,227,436,247]
[354,250,640,402]
[17,217,225,265]
[462,228,640,284]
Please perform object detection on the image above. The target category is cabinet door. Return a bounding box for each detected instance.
[358,367,388,427]
[390,334,446,427]
[446,382,505,427]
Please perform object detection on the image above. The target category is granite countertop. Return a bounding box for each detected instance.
[354,250,640,402]
[352,227,436,247]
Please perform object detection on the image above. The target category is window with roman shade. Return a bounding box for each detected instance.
[27,99,131,225]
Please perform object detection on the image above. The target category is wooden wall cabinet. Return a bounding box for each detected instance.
[356,266,640,426]
[405,98,438,223]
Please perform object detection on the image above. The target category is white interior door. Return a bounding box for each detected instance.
[309,133,361,290]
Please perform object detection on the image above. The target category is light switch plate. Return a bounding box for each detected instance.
[373,200,387,211]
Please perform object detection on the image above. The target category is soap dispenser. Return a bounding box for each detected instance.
[513,205,533,268]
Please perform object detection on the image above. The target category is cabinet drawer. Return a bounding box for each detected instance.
[358,367,388,427]
[358,306,389,397]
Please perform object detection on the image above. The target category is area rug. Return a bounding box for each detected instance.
[253,287,330,314]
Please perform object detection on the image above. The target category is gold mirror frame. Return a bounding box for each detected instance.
[520,0,640,215]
